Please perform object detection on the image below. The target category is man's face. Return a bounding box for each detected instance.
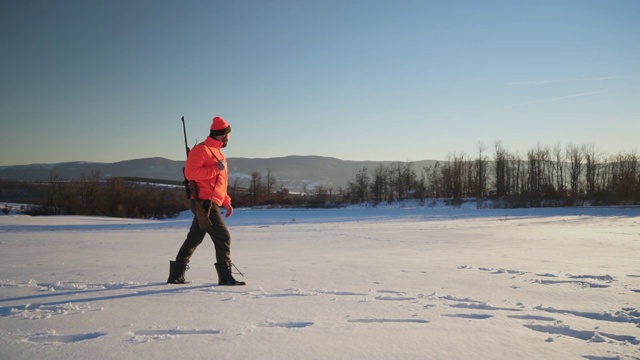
[219,133,231,148]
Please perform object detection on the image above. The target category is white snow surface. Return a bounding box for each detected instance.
[1,205,640,360]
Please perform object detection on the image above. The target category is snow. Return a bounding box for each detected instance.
[1,205,640,359]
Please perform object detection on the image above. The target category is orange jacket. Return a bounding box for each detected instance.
[184,136,231,207]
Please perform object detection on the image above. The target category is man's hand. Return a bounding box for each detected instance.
[223,203,233,218]
[217,160,226,171]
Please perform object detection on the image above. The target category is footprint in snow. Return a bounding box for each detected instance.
[523,324,640,345]
[373,290,416,301]
[534,306,640,325]
[24,331,106,344]
[567,274,615,282]
[257,320,314,329]
[129,329,220,343]
[449,302,522,312]
[347,318,429,324]
[442,313,493,320]
[508,314,556,322]
[533,279,611,289]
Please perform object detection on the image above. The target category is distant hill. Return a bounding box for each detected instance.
[0,156,439,192]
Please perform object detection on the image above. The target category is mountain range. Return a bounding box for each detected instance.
[0,156,439,192]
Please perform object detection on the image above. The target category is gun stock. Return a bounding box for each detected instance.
[188,180,213,229]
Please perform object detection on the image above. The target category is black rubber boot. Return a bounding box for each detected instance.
[215,263,246,286]
[167,261,188,284]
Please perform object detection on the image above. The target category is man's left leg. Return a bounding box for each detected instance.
[168,216,207,284]
[208,204,245,285]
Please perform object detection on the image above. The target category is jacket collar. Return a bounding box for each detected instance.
[204,136,224,149]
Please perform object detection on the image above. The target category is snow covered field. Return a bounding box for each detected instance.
[1,205,639,360]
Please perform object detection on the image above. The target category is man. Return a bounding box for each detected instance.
[167,116,246,286]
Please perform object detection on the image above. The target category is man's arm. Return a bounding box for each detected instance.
[184,145,221,181]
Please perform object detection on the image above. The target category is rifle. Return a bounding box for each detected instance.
[181,116,191,199]
[181,116,213,229]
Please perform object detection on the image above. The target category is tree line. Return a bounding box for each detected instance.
[1,172,186,218]
[225,142,640,208]
[1,169,320,217]
[2,142,639,218]
[341,142,640,207]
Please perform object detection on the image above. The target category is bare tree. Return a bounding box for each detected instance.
[394,161,416,201]
[43,172,67,214]
[552,143,566,197]
[370,163,388,204]
[493,141,507,198]
[448,153,467,199]
[567,144,583,198]
[265,169,277,203]
[475,142,488,198]
[229,176,242,202]
[583,144,600,198]
[348,167,370,203]
[249,171,262,206]
[425,162,443,198]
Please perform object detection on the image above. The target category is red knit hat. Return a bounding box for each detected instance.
[210,116,231,136]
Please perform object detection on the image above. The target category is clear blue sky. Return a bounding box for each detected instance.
[1,0,638,165]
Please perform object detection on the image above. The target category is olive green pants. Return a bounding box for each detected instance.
[175,202,231,265]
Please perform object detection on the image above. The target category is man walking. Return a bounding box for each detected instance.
[167,116,246,286]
